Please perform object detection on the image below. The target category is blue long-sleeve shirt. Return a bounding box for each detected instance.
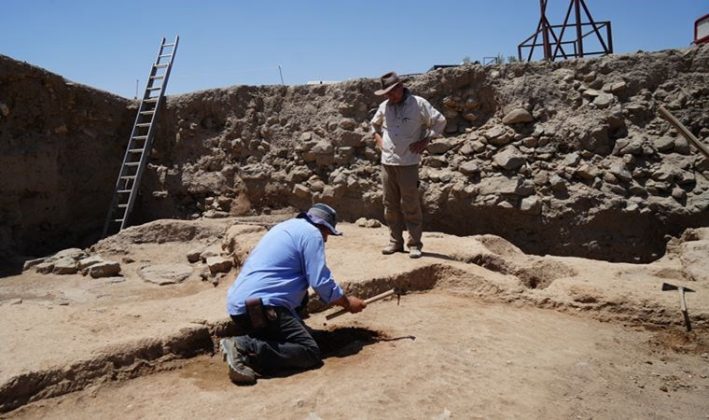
[226,217,345,317]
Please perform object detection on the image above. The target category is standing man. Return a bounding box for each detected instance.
[222,203,366,385]
[370,71,446,258]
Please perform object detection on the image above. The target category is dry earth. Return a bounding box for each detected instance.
[1,216,708,418]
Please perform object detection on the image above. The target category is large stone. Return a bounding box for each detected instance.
[23,257,46,272]
[484,126,513,147]
[674,137,691,155]
[549,174,567,193]
[493,146,526,170]
[581,126,611,154]
[139,264,193,285]
[207,256,233,275]
[337,130,364,147]
[78,255,106,270]
[614,138,644,155]
[520,196,542,214]
[35,262,55,274]
[339,118,357,130]
[654,136,675,153]
[52,257,79,275]
[680,240,709,282]
[186,249,202,263]
[293,184,311,198]
[478,176,519,195]
[184,170,227,195]
[459,161,480,176]
[502,108,534,125]
[561,153,580,167]
[593,93,613,108]
[53,248,88,261]
[609,162,632,182]
[426,155,447,168]
[427,139,455,155]
[575,164,599,180]
[89,261,122,278]
[608,81,627,95]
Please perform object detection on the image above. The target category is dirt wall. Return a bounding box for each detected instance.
[0,55,134,270]
[1,46,708,267]
[140,46,709,262]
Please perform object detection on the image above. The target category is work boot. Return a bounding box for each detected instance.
[220,337,258,385]
[381,244,404,255]
[408,246,422,259]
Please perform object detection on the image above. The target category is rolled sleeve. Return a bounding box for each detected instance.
[302,234,345,304]
[370,103,385,135]
[418,97,446,138]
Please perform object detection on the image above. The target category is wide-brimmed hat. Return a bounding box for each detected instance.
[297,203,342,236]
[375,71,406,96]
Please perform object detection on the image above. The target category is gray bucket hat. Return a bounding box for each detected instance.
[298,203,342,236]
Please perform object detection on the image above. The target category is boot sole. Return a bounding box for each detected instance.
[221,339,257,385]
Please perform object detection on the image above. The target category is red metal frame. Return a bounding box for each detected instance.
[696,13,709,44]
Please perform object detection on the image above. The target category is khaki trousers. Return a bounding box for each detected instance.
[381,164,423,249]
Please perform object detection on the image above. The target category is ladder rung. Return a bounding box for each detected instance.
[144,98,159,103]
[139,110,154,115]
[163,43,175,47]
[118,204,128,208]
[147,86,162,91]
[128,148,144,153]
[120,176,136,180]
[154,63,169,68]
[150,75,164,80]
[117,190,131,193]
[125,162,140,167]
[133,136,148,141]
[158,54,172,58]
[136,123,151,127]
[113,219,124,223]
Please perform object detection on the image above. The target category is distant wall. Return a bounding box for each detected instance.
[0,55,133,268]
[139,46,709,262]
[1,46,708,269]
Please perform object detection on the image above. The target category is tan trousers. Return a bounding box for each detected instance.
[381,164,423,249]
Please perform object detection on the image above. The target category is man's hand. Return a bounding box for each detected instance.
[409,138,429,154]
[374,132,383,150]
[346,296,367,313]
[334,295,367,313]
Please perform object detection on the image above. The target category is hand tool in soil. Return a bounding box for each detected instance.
[661,282,696,332]
[325,288,405,320]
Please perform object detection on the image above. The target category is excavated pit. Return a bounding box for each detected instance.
[2,258,707,415]
[6,291,709,419]
[2,45,709,416]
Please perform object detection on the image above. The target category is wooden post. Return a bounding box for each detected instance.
[658,105,709,159]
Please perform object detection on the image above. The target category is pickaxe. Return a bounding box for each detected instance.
[661,282,696,332]
[325,288,405,320]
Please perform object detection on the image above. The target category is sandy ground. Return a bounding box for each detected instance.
[1,217,708,418]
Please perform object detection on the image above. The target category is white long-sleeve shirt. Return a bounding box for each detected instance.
[370,90,446,166]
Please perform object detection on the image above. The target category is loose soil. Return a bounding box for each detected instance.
[6,295,709,419]
[1,217,707,418]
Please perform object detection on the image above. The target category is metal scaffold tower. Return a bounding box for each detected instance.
[518,0,613,62]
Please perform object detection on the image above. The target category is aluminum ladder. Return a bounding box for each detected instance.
[102,36,179,237]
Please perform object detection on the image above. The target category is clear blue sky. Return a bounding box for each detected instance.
[1,1,705,98]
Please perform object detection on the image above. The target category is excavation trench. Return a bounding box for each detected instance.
[1,263,706,414]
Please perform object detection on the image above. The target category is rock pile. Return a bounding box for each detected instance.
[141,46,708,262]
[1,46,707,264]
[22,248,121,278]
